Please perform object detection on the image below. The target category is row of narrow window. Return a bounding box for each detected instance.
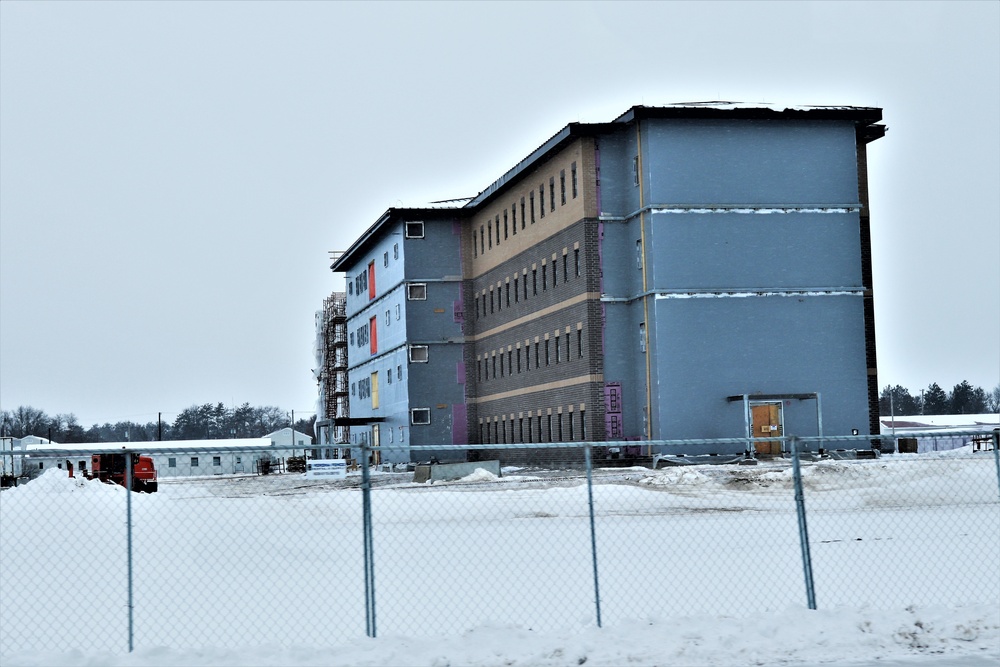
[479,408,586,445]
[352,424,408,445]
[477,328,584,383]
[473,162,578,258]
[476,248,581,321]
[351,365,403,398]
[348,220,424,300]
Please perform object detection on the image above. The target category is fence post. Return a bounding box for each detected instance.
[790,436,817,610]
[584,443,602,627]
[125,450,135,652]
[360,443,376,638]
[992,429,1000,501]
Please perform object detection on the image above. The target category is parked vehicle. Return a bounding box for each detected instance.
[88,453,158,493]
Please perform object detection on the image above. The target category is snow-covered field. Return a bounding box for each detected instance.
[1,449,998,667]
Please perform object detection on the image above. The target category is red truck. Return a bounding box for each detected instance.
[89,453,158,493]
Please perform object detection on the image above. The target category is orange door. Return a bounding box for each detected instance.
[751,403,782,455]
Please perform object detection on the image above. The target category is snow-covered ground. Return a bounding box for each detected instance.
[1,450,998,667]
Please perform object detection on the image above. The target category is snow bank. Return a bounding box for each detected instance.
[4,604,997,667]
[458,467,501,483]
[640,467,714,487]
[1,467,122,499]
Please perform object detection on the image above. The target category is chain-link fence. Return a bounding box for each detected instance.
[1,431,997,655]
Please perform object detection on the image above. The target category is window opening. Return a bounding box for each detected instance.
[407,283,427,300]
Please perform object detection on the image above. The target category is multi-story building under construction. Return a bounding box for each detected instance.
[326,103,887,465]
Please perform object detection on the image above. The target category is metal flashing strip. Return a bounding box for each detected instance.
[599,203,862,223]
[652,206,862,215]
[603,288,864,304]
[654,289,864,300]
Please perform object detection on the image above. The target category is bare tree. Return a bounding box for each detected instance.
[987,384,1000,413]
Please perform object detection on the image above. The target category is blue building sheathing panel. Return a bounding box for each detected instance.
[648,210,864,290]
[650,294,871,443]
[642,119,860,206]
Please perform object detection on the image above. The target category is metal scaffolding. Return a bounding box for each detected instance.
[316,292,349,447]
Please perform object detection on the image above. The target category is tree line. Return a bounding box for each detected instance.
[0,403,316,444]
[879,381,1000,416]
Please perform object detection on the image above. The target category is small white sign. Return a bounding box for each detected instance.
[306,460,347,479]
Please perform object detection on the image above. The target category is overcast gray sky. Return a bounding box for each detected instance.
[1,1,997,427]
